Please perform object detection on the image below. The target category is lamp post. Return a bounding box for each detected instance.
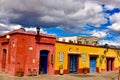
[104,43,109,52]
[36,27,40,35]
[35,27,40,42]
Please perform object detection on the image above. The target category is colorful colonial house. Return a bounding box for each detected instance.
[55,41,120,74]
[0,29,120,76]
[0,28,56,76]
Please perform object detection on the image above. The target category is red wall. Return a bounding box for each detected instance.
[0,30,56,76]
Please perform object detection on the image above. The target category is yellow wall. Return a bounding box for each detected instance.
[55,42,120,71]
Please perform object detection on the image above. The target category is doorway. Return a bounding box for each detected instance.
[106,58,114,71]
[2,49,7,71]
[69,55,78,73]
[39,50,49,74]
[90,57,97,72]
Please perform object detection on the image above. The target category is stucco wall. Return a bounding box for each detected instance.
[55,42,120,74]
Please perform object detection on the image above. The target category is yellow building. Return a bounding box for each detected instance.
[54,41,120,74]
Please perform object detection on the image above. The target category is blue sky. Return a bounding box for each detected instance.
[0,0,120,46]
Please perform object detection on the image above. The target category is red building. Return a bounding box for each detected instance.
[0,28,56,76]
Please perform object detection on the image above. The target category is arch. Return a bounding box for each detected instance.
[39,50,49,74]
[2,49,7,71]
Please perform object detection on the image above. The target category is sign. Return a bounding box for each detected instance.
[59,52,64,62]
[82,53,86,62]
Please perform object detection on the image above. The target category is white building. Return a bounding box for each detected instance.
[58,36,99,46]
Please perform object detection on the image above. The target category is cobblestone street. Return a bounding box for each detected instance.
[0,71,119,80]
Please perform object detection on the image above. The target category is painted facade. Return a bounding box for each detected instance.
[58,36,99,46]
[0,29,56,76]
[55,41,120,74]
[0,29,120,76]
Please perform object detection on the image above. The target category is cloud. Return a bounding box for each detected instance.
[108,13,120,32]
[94,0,120,9]
[91,30,107,38]
[24,27,47,34]
[0,0,120,47]
[0,23,22,33]
[0,0,107,32]
[0,22,46,34]
[108,23,120,32]
[98,32,120,47]
[99,39,120,47]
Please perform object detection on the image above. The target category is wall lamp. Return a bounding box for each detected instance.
[35,27,40,42]
[1,35,10,45]
[104,43,109,54]
[36,27,40,35]
[6,35,10,42]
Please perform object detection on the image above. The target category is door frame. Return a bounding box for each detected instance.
[106,57,114,71]
[2,49,7,71]
[39,50,49,74]
[89,55,98,73]
[68,54,79,73]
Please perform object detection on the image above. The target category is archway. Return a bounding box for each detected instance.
[2,49,7,71]
[39,50,49,74]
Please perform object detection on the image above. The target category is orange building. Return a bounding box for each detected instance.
[0,29,56,76]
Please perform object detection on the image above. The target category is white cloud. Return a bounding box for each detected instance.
[99,39,120,47]
[99,36,120,47]
[0,0,107,32]
[108,23,120,32]
[94,0,120,9]
[92,30,107,38]
[108,13,120,32]
[25,27,47,34]
[0,23,47,34]
[110,13,120,22]
[105,5,115,10]
[0,23,22,33]
[0,0,120,46]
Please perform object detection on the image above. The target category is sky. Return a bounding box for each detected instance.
[0,0,120,46]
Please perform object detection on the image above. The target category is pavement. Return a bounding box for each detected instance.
[0,71,119,80]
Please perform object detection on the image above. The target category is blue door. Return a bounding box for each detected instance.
[90,57,96,72]
[39,50,48,74]
[69,55,78,73]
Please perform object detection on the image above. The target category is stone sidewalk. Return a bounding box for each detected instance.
[0,71,119,80]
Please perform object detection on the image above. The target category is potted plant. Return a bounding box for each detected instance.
[17,71,23,77]
[17,67,23,77]
[59,64,63,75]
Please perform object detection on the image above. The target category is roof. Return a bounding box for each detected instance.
[0,29,56,38]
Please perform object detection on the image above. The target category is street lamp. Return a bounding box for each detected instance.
[36,27,40,35]
[104,43,109,54]
[35,27,40,42]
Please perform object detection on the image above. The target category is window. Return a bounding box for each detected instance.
[69,40,73,43]
[77,41,82,44]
